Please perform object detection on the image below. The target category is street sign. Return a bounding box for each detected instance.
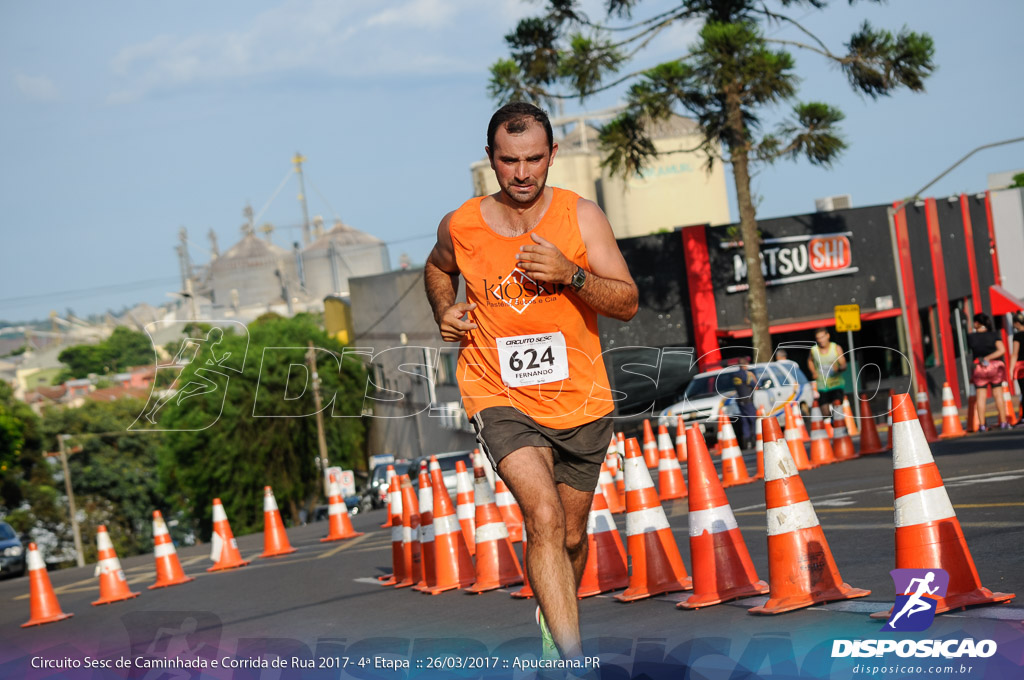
[338,470,356,497]
[835,304,861,332]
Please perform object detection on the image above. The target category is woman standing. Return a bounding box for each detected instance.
[1009,312,1024,427]
[967,313,1009,430]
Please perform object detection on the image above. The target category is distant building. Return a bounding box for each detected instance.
[470,112,732,238]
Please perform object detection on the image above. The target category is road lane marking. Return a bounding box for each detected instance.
[317,534,369,558]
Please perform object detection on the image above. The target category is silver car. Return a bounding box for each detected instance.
[658,361,815,441]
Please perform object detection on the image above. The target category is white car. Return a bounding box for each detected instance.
[658,360,815,442]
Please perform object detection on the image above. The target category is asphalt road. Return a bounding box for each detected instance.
[1,428,1022,679]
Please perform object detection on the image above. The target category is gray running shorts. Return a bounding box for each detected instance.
[471,406,613,492]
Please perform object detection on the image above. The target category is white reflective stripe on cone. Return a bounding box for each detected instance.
[625,507,671,536]
[942,405,959,416]
[658,432,673,450]
[475,479,497,505]
[212,504,227,522]
[433,515,460,537]
[766,500,819,536]
[264,492,279,512]
[210,532,223,561]
[762,441,799,482]
[96,531,114,551]
[97,556,122,573]
[895,487,956,527]
[721,446,742,461]
[329,503,346,516]
[456,504,474,521]
[834,426,848,437]
[495,491,514,505]
[476,522,510,543]
[688,504,739,537]
[391,526,404,542]
[420,524,435,542]
[154,542,177,558]
[153,518,170,536]
[623,457,655,489]
[402,527,413,543]
[892,421,935,469]
[27,548,46,572]
[587,508,618,534]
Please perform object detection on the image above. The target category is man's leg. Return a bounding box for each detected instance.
[498,446,581,658]
[558,483,595,588]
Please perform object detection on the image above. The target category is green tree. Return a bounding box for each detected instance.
[56,326,154,382]
[40,398,164,563]
[157,314,367,539]
[489,0,934,360]
[1011,172,1024,189]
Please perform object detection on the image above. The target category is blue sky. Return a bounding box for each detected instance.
[1,0,1022,323]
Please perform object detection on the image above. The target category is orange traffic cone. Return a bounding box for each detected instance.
[1002,382,1018,426]
[857,397,885,455]
[420,462,475,594]
[149,510,193,589]
[808,403,837,467]
[379,476,403,585]
[939,382,966,439]
[823,402,835,439]
[916,387,941,443]
[675,415,688,462]
[657,430,688,501]
[494,478,523,543]
[831,405,857,462]
[718,419,754,487]
[511,526,534,599]
[784,404,812,470]
[466,465,522,593]
[380,464,397,528]
[748,419,870,615]
[678,426,768,609]
[577,487,628,598]
[794,407,810,442]
[207,498,249,572]
[871,394,1015,617]
[322,473,364,542]
[259,486,296,558]
[605,435,620,479]
[454,460,476,555]
[21,543,73,627]
[753,409,765,480]
[842,396,859,436]
[91,526,140,605]
[395,475,422,589]
[599,461,625,514]
[616,437,691,602]
[642,419,660,469]
[415,467,435,590]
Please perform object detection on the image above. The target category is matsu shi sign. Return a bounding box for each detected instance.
[722,232,856,293]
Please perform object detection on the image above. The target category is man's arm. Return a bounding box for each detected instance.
[514,198,638,321]
[835,343,848,370]
[424,213,477,343]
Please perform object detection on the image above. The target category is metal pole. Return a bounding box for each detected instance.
[58,435,85,568]
[307,341,330,498]
[293,153,312,247]
[955,308,970,403]
[847,329,859,408]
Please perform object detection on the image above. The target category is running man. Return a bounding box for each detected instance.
[424,102,638,661]
[889,571,939,625]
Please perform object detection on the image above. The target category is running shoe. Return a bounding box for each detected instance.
[536,607,559,661]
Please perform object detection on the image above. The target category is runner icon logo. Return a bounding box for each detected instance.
[881,568,949,632]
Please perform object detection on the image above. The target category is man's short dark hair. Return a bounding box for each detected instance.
[814,327,829,337]
[487,102,554,157]
[973,313,993,330]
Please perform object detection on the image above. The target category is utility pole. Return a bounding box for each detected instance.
[56,435,85,568]
[293,152,312,247]
[306,341,330,498]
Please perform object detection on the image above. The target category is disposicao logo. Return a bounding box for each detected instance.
[832,567,998,659]
[882,568,949,632]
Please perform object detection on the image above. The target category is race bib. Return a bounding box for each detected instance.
[496,331,569,388]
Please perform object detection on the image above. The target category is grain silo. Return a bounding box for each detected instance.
[301,219,390,298]
[208,228,299,310]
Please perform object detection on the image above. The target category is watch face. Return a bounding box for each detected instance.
[572,267,586,290]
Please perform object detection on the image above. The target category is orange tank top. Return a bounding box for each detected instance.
[449,187,613,428]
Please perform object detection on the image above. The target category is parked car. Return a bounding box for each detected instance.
[658,360,814,443]
[360,459,411,511]
[407,450,475,499]
[0,521,26,578]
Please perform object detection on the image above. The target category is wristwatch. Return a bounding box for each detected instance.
[570,266,587,292]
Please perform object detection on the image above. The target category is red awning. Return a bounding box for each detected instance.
[989,285,1024,316]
